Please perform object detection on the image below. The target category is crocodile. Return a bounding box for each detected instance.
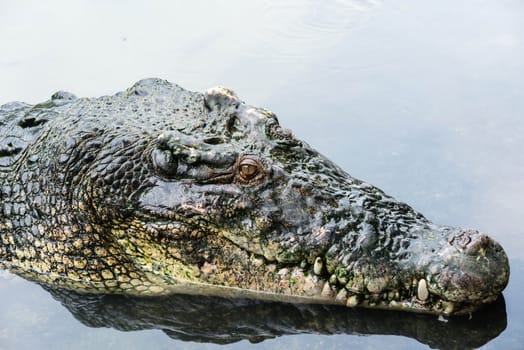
[0,78,509,315]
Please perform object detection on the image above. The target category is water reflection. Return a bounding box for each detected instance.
[43,286,506,349]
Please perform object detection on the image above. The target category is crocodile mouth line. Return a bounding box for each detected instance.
[332,285,483,315]
[138,218,481,315]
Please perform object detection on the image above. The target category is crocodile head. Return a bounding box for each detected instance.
[1,79,509,315]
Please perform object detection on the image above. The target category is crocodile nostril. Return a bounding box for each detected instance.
[448,230,490,255]
[457,234,471,249]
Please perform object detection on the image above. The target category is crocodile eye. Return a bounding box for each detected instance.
[151,148,178,177]
[238,158,260,181]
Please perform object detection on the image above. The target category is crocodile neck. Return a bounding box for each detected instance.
[0,99,61,267]
[0,165,18,265]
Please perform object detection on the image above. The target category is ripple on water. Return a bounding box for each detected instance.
[245,0,381,63]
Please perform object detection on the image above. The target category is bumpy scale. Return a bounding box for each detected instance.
[0,79,510,315]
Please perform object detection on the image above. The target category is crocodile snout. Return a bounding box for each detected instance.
[430,229,509,306]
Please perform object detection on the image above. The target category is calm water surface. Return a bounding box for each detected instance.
[1,1,523,349]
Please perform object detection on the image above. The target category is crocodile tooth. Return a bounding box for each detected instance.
[320,282,334,297]
[335,288,348,302]
[346,295,360,307]
[417,279,429,301]
[442,301,454,314]
[329,274,337,285]
[300,260,307,269]
[387,290,398,301]
[313,257,323,275]
[337,275,348,285]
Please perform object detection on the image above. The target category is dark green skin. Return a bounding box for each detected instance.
[0,79,509,315]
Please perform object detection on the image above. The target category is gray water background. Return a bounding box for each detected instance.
[0,1,523,349]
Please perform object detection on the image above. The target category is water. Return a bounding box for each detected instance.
[1,1,523,349]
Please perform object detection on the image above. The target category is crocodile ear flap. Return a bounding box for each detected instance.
[0,137,26,167]
[204,86,241,113]
[151,147,178,178]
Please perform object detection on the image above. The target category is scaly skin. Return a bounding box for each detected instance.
[0,79,509,315]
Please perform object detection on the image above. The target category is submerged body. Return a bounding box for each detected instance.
[0,79,509,315]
